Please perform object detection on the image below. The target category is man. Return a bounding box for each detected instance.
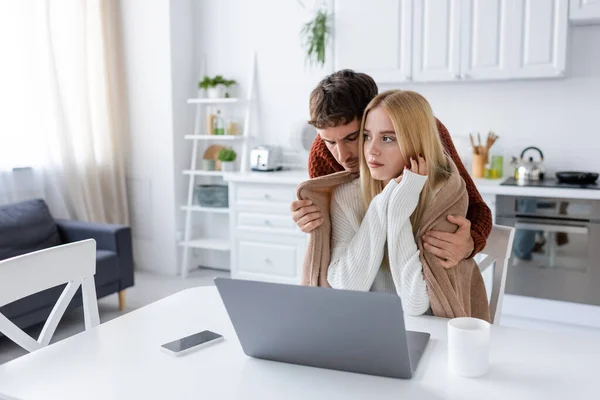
[291,70,492,266]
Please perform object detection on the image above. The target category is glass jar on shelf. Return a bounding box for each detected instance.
[225,117,240,136]
[213,110,225,135]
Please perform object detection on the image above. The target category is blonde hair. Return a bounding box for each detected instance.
[359,90,451,231]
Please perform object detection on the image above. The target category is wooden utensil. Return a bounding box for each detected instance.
[484,131,498,154]
[469,133,479,155]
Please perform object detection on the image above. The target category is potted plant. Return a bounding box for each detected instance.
[212,75,238,98]
[198,75,238,99]
[198,76,220,98]
[300,7,331,67]
[217,147,237,172]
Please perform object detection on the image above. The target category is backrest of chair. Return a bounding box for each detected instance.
[477,225,515,325]
[0,239,99,352]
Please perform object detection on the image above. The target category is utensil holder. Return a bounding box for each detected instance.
[472,153,487,178]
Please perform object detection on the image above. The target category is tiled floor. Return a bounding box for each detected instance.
[1,267,599,365]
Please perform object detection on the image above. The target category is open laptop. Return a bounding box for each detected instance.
[214,278,430,379]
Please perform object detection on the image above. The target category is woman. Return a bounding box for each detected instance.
[302,90,489,320]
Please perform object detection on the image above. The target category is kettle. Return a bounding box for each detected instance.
[511,146,545,181]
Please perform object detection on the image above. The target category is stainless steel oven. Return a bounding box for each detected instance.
[496,195,600,306]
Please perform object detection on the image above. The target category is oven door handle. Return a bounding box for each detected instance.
[514,222,588,235]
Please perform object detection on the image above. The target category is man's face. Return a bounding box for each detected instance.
[318,119,361,173]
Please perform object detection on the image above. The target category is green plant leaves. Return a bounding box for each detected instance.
[198,75,237,89]
[198,76,213,90]
[301,9,331,67]
[217,147,236,161]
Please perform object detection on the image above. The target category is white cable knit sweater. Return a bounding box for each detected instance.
[327,170,430,316]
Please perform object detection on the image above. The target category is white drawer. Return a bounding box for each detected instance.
[234,184,296,214]
[236,185,295,203]
[237,240,298,278]
[237,212,297,233]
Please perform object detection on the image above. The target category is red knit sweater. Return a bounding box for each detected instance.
[308,119,492,256]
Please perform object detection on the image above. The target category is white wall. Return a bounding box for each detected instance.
[170,0,227,271]
[120,0,178,275]
[169,0,196,270]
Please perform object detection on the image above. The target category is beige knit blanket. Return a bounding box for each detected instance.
[296,164,490,322]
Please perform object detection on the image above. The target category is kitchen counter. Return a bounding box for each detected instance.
[473,178,600,200]
[224,169,309,185]
[225,170,600,199]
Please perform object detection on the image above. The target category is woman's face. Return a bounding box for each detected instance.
[363,106,407,182]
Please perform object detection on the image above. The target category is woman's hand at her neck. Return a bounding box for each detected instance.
[395,154,428,183]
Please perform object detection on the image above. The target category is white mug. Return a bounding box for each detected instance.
[447,317,491,377]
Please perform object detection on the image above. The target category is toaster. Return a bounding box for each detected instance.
[250,145,283,172]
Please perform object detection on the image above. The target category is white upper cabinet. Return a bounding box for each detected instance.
[333,0,569,82]
[460,0,513,80]
[333,0,412,83]
[569,0,600,24]
[510,0,568,78]
[412,0,462,81]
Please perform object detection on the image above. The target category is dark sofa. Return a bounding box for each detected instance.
[0,199,134,331]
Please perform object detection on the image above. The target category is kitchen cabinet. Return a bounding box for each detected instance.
[416,0,568,81]
[227,174,309,285]
[233,232,307,285]
[334,0,568,82]
[569,0,600,24]
[333,0,412,83]
[459,0,513,80]
[412,0,462,81]
[510,0,568,79]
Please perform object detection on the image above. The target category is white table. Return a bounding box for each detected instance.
[0,287,598,400]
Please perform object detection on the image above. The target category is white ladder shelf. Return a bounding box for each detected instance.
[180,53,257,277]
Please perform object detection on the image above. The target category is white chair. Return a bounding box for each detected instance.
[476,225,516,325]
[0,239,99,352]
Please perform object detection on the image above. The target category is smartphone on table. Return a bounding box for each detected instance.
[160,330,224,356]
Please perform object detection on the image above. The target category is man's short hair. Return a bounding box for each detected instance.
[308,69,378,129]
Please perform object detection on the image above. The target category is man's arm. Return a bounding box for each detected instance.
[425,119,493,261]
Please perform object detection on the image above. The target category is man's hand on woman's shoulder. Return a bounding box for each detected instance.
[291,199,323,233]
[423,215,475,268]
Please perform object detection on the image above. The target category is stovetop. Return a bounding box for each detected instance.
[501,177,600,190]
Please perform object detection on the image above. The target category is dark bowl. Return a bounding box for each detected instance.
[555,171,599,185]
